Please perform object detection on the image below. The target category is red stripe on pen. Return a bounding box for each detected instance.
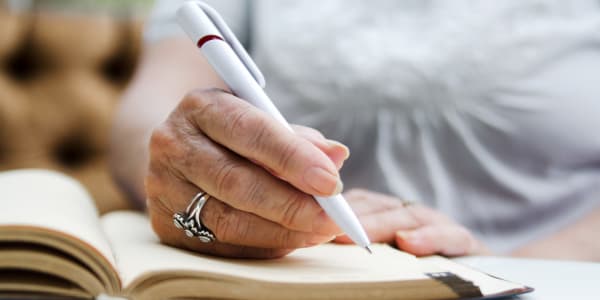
[197,35,223,48]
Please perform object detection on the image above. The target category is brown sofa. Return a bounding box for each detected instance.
[0,5,143,213]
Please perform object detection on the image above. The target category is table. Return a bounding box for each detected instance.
[453,256,600,299]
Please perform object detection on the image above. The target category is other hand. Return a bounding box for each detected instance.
[335,189,490,256]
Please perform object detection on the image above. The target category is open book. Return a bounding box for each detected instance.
[0,169,532,299]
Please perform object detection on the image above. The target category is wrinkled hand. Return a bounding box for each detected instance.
[335,189,490,256]
[146,89,349,258]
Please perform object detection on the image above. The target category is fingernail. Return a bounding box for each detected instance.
[304,166,343,195]
[334,179,344,194]
[397,230,420,243]
[396,230,409,240]
[326,140,350,160]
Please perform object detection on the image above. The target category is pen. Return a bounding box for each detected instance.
[176,1,372,253]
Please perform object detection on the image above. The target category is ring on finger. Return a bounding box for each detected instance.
[173,191,217,243]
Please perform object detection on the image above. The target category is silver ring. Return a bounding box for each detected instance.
[173,192,216,243]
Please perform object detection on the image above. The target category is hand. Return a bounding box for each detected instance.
[334,189,490,256]
[145,89,349,258]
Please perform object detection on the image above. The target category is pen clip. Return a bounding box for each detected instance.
[195,1,266,88]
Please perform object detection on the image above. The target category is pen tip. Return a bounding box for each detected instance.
[365,245,373,254]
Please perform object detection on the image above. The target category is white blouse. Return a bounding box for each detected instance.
[146,0,600,253]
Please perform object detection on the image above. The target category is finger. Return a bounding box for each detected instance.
[146,164,335,250]
[343,189,403,216]
[250,126,347,178]
[148,202,294,259]
[292,125,349,170]
[181,89,342,196]
[395,224,477,257]
[200,197,335,249]
[148,122,341,236]
[333,206,420,244]
[405,204,452,225]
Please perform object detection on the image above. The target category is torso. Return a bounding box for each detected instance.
[250,0,600,252]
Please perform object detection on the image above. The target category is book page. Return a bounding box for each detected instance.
[101,211,429,288]
[0,169,116,269]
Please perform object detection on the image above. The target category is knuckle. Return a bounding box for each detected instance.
[148,124,187,162]
[226,105,262,145]
[222,103,277,158]
[211,158,243,197]
[274,228,297,247]
[211,204,249,243]
[180,88,220,111]
[279,192,309,229]
[240,174,267,211]
[148,125,175,156]
[180,88,226,128]
[276,139,301,172]
[148,124,189,177]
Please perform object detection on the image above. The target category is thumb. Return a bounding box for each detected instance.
[320,139,350,170]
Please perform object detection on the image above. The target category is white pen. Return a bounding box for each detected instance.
[176,1,372,253]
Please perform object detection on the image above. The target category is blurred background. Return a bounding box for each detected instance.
[0,0,154,213]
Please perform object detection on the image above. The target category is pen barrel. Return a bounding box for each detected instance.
[201,40,292,130]
[315,195,371,248]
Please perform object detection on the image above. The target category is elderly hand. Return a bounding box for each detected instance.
[145,89,349,258]
[335,189,490,256]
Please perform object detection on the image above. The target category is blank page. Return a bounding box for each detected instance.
[102,211,429,288]
[0,169,115,269]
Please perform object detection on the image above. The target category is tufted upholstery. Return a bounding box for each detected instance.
[0,6,143,213]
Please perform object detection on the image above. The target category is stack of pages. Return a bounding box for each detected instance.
[0,170,532,299]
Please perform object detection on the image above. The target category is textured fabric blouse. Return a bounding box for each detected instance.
[146,0,600,253]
